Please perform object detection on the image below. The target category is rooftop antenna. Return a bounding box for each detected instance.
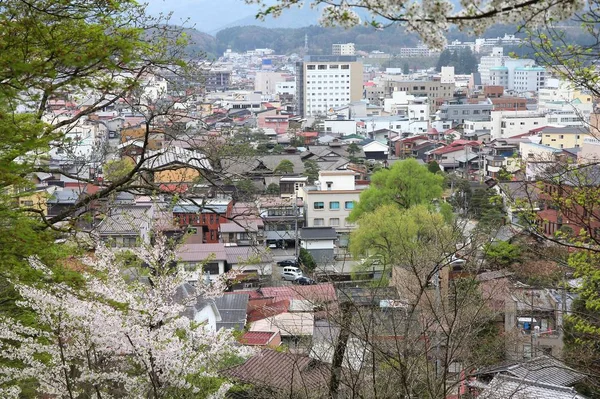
[304,34,308,54]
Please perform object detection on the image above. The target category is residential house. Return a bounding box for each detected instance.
[256,108,289,134]
[360,139,389,160]
[176,242,229,283]
[427,140,482,172]
[303,170,365,245]
[46,188,81,218]
[300,142,364,171]
[177,283,222,332]
[539,126,590,149]
[519,141,563,181]
[470,356,585,399]
[140,146,211,186]
[95,205,153,247]
[173,199,233,244]
[258,196,304,249]
[536,165,600,238]
[300,227,337,264]
[213,293,250,331]
[390,135,437,160]
[279,176,309,200]
[504,285,567,359]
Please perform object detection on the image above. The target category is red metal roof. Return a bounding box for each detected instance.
[239,331,277,346]
[247,299,289,322]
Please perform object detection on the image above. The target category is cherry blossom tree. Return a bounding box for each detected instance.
[0,235,246,399]
[246,0,585,48]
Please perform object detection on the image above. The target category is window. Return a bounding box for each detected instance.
[345,201,354,210]
[330,64,339,69]
[314,202,324,210]
[314,218,324,226]
[559,135,564,139]
[204,262,220,275]
[341,64,349,69]
[307,65,315,70]
[123,236,137,247]
[329,218,340,226]
[20,200,34,207]
[330,201,340,210]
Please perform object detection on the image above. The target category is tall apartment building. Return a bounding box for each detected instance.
[512,66,546,92]
[296,55,364,117]
[332,43,355,56]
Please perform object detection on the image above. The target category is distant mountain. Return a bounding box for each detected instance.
[211,4,321,34]
[144,0,260,33]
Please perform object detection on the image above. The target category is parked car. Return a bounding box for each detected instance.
[281,266,302,281]
[277,259,299,267]
[293,276,315,285]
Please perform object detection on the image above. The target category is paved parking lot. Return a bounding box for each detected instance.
[269,248,359,282]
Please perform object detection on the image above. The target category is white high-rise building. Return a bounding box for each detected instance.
[296,55,364,117]
[332,43,355,56]
[478,47,509,84]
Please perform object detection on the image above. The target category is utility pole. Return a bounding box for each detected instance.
[294,190,299,261]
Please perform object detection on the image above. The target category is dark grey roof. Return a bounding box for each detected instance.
[300,227,337,240]
[474,356,585,387]
[552,164,600,186]
[478,374,587,399]
[47,189,80,204]
[96,206,151,235]
[214,293,249,331]
[541,126,589,135]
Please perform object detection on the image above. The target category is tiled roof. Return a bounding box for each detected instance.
[478,375,587,399]
[220,349,330,394]
[475,355,585,387]
[176,243,227,262]
[256,284,337,303]
[96,206,150,235]
[239,331,278,346]
[214,293,249,331]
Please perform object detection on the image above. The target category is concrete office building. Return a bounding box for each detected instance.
[332,43,356,56]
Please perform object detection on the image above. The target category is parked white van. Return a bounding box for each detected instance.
[281,266,302,281]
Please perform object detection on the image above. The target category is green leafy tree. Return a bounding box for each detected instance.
[349,204,455,271]
[563,248,600,396]
[266,183,280,195]
[273,159,294,174]
[348,159,444,222]
[299,247,317,272]
[428,160,441,174]
[402,62,410,74]
[483,240,521,268]
[0,0,190,324]
[347,142,360,157]
[303,159,320,184]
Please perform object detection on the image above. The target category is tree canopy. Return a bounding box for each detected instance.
[348,159,444,222]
